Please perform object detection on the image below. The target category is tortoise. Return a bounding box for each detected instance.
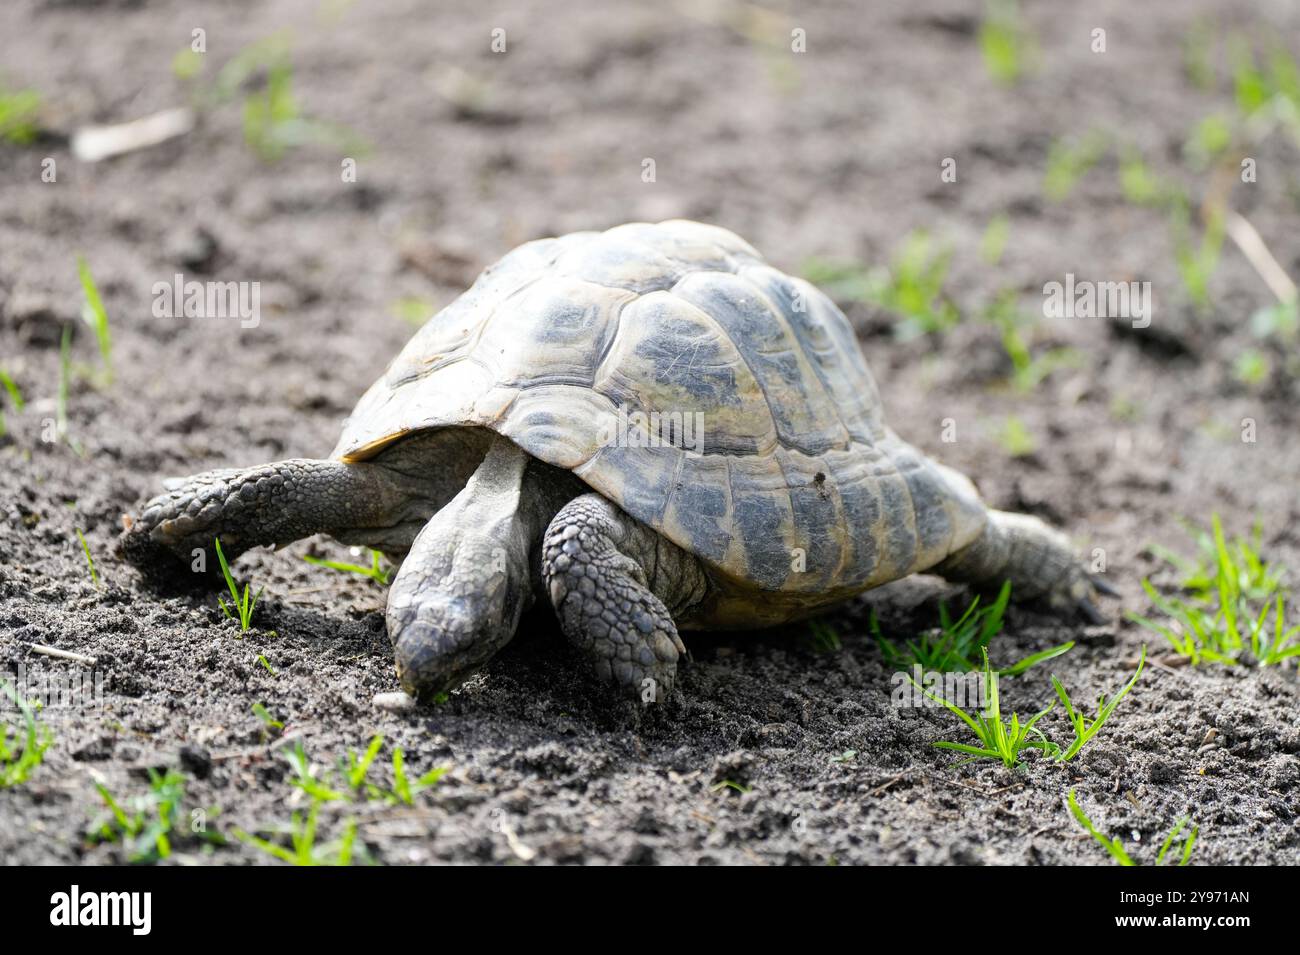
[120,220,1113,703]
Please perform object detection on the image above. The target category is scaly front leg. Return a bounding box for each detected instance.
[118,458,427,581]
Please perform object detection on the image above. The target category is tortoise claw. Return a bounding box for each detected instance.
[1077,596,1106,625]
[1090,575,1121,598]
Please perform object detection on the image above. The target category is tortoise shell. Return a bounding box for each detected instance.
[334,220,985,601]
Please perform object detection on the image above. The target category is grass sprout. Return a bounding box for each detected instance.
[984,289,1082,392]
[1131,516,1298,666]
[0,368,22,439]
[0,679,52,787]
[802,233,960,341]
[909,648,1058,768]
[808,619,842,653]
[874,583,1072,676]
[1068,789,1197,866]
[0,84,41,144]
[390,748,448,806]
[214,537,262,632]
[75,528,101,589]
[303,549,389,585]
[979,214,1010,266]
[0,369,24,410]
[995,416,1037,457]
[88,769,222,863]
[1051,647,1145,761]
[286,735,447,806]
[213,35,367,163]
[233,802,359,866]
[56,324,81,454]
[76,256,112,382]
[1043,131,1108,202]
[979,0,1033,87]
[804,232,960,340]
[1171,203,1223,311]
[251,702,283,733]
[1146,516,1286,603]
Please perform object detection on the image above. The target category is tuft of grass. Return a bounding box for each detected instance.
[303,549,389,586]
[1043,131,1108,202]
[251,702,283,733]
[1147,517,1286,603]
[875,582,1072,677]
[389,296,437,326]
[914,646,1143,768]
[804,234,960,341]
[1183,113,1234,168]
[286,742,347,803]
[214,537,263,632]
[0,369,24,411]
[983,289,1082,392]
[1117,148,1178,208]
[88,769,223,863]
[390,748,448,806]
[0,83,41,144]
[76,256,112,382]
[710,780,752,794]
[808,619,842,653]
[233,802,359,866]
[215,35,367,163]
[909,648,1058,768]
[75,528,101,590]
[995,415,1037,457]
[287,735,447,807]
[1068,789,1197,866]
[1051,647,1145,761]
[979,215,1010,266]
[979,0,1033,87]
[0,679,52,787]
[905,585,1014,672]
[1249,298,1298,342]
[1232,349,1270,386]
[0,368,23,440]
[242,57,301,163]
[1131,516,1298,666]
[869,231,960,340]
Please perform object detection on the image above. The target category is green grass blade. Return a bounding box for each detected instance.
[75,528,101,589]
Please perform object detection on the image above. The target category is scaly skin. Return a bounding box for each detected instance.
[541,493,709,703]
[117,457,444,583]
[934,510,1116,621]
[386,438,538,697]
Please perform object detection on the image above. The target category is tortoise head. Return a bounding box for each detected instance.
[388,552,526,700]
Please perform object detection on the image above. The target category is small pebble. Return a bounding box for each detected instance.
[373,691,418,712]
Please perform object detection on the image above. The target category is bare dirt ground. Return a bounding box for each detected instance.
[1,0,1297,865]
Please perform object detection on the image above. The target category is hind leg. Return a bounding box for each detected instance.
[935,510,1117,622]
[541,494,709,703]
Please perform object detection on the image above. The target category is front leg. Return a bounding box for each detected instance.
[387,436,542,699]
[541,494,708,703]
[118,458,427,582]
